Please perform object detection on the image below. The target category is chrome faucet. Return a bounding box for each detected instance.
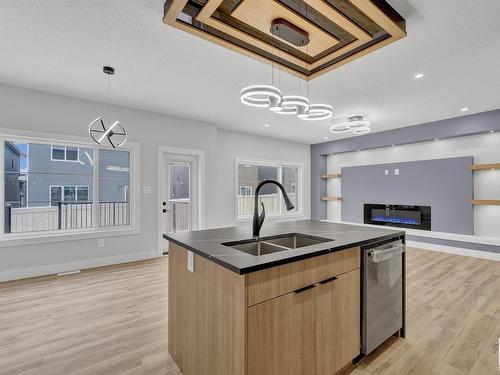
[253,180,295,238]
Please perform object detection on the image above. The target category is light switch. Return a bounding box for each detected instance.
[98,238,105,248]
[143,185,152,194]
[187,251,194,272]
[395,169,400,175]
[385,170,389,176]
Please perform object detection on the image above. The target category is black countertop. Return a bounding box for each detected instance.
[163,220,405,274]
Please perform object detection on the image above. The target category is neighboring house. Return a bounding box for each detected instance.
[8,143,129,207]
[238,164,297,196]
[27,143,94,207]
[98,149,130,203]
[4,141,24,207]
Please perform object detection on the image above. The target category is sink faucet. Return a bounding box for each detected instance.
[253,180,295,238]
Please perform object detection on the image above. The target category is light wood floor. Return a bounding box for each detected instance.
[0,248,498,375]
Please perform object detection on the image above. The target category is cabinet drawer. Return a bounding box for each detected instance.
[246,246,360,306]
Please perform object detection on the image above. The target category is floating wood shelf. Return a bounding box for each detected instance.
[321,173,342,179]
[321,196,342,201]
[470,163,500,171]
[471,200,500,205]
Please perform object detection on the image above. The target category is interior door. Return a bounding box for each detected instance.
[160,153,199,254]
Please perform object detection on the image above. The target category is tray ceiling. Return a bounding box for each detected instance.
[163,0,406,79]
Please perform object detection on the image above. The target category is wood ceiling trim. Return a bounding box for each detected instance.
[163,0,406,80]
[351,0,406,39]
[304,0,371,69]
[164,0,189,24]
[196,0,309,68]
[168,19,310,78]
[231,0,340,57]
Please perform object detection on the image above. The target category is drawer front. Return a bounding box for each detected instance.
[246,247,360,306]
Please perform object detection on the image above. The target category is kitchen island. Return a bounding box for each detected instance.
[164,220,405,375]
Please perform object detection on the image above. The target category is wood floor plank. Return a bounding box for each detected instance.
[0,248,498,375]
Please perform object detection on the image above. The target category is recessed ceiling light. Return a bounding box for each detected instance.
[322,137,329,140]
[490,130,495,133]
[460,107,469,112]
[434,138,439,141]
[264,123,270,127]
[414,72,425,79]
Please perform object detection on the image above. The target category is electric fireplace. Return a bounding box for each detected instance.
[364,204,431,231]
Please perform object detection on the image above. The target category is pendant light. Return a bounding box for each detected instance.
[88,66,127,148]
[240,85,282,108]
[330,116,370,135]
[239,6,333,121]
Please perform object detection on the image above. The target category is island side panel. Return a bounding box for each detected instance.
[168,243,247,375]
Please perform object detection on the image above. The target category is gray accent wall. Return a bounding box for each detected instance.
[311,109,500,221]
[340,157,474,235]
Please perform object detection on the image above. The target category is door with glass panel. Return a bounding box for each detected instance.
[160,153,199,254]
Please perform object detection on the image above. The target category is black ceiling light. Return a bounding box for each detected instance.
[88,66,127,148]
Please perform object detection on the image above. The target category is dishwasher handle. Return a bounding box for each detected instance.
[368,243,405,263]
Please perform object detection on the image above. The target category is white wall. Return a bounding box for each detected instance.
[326,132,500,237]
[0,83,310,281]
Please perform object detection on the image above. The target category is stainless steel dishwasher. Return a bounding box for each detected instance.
[361,237,405,355]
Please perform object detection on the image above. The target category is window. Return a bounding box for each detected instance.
[3,139,135,236]
[49,185,89,205]
[169,163,190,201]
[236,159,301,220]
[51,145,80,162]
[99,149,130,227]
[239,186,252,196]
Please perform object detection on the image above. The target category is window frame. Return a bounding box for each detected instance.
[234,157,304,222]
[50,145,81,162]
[0,131,140,247]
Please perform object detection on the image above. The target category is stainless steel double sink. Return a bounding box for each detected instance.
[222,233,332,256]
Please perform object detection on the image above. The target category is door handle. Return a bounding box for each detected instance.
[319,276,338,285]
[293,284,316,294]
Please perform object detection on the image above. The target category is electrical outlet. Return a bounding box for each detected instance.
[98,238,105,248]
[385,170,389,176]
[187,251,194,272]
[395,169,400,176]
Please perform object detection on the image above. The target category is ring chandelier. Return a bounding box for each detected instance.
[330,116,371,134]
[240,85,333,121]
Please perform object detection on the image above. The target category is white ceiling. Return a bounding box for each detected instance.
[1,0,499,144]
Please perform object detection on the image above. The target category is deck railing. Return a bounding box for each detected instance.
[4,201,129,233]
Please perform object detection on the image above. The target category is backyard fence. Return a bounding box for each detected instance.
[5,201,129,233]
[237,193,297,217]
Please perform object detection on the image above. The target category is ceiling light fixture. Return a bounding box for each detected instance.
[88,66,127,148]
[264,123,271,127]
[353,127,371,134]
[414,72,425,79]
[240,15,333,121]
[298,104,333,121]
[330,116,370,135]
[240,85,282,108]
[460,107,469,112]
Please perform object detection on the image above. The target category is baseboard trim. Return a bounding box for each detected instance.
[407,241,500,261]
[0,250,159,282]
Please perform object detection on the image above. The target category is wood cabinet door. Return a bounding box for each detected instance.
[316,269,360,375]
[247,287,316,375]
